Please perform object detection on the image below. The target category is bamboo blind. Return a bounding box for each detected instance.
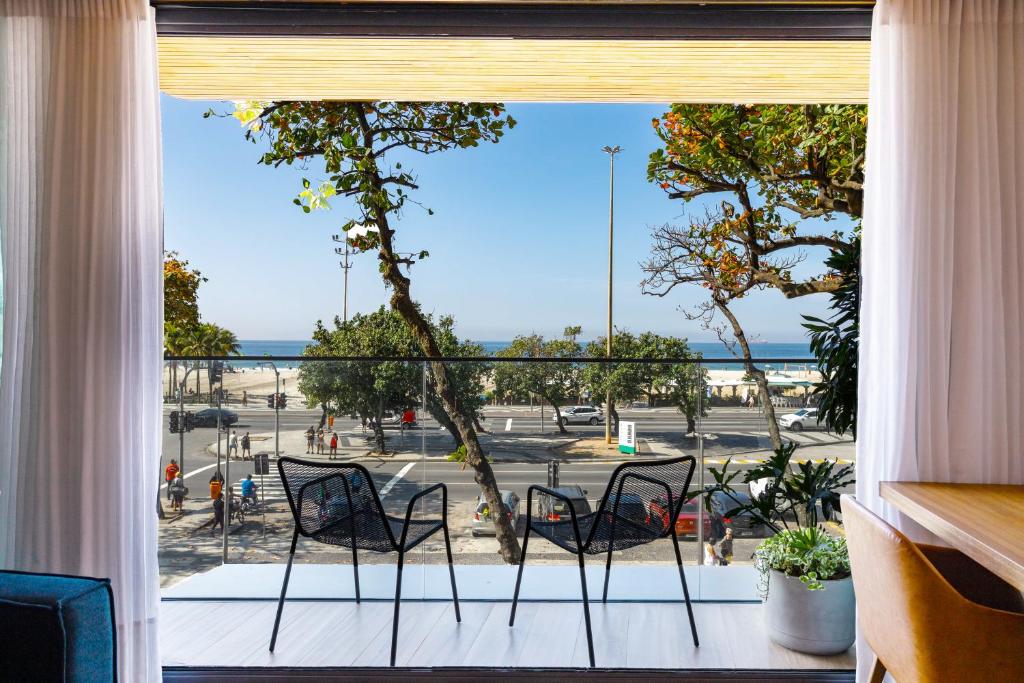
[157,36,869,103]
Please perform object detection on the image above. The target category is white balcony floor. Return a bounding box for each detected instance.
[160,600,855,670]
[160,565,854,672]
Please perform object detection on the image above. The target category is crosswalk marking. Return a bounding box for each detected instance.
[233,474,287,504]
[505,419,513,432]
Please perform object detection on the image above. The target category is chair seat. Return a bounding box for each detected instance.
[531,512,663,554]
[310,510,442,552]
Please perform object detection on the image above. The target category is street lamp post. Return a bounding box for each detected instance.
[332,235,352,323]
[602,145,622,445]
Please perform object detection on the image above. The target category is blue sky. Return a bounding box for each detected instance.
[162,96,843,342]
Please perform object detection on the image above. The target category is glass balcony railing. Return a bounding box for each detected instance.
[158,355,854,600]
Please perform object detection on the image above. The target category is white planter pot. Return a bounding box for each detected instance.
[763,569,855,655]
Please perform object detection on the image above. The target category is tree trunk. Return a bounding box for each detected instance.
[194,362,201,400]
[428,398,464,447]
[715,300,784,449]
[609,402,620,435]
[472,415,486,434]
[372,403,387,453]
[359,133,520,561]
[550,401,568,435]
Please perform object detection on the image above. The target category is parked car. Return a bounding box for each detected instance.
[707,491,771,539]
[193,407,238,428]
[777,408,822,431]
[537,485,591,521]
[649,495,720,540]
[472,490,521,536]
[597,492,650,528]
[552,405,604,426]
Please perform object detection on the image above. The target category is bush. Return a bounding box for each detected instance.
[755,527,850,596]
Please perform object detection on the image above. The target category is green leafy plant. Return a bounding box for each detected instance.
[802,237,860,437]
[703,441,854,534]
[446,445,492,469]
[754,527,850,596]
[703,442,854,596]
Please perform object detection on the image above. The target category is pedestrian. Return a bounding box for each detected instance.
[703,542,719,566]
[169,472,187,512]
[718,528,734,566]
[241,432,251,459]
[211,493,225,535]
[306,426,315,454]
[209,470,224,501]
[329,431,338,459]
[229,431,238,458]
[242,390,248,407]
[316,428,325,455]
[240,474,257,506]
[327,413,335,431]
[164,459,179,500]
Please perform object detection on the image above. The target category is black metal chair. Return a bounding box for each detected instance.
[270,457,460,666]
[509,455,700,666]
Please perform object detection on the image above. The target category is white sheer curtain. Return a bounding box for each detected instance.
[0,1,164,680]
[858,0,1023,679]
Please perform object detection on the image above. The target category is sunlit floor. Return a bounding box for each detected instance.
[160,599,855,671]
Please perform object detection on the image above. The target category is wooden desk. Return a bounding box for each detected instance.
[880,481,1024,591]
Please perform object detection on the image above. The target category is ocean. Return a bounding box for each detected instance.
[234,340,814,371]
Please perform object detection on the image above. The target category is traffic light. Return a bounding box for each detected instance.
[276,393,287,409]
[169,411,180,433]
[267,394,275,408]
[184,411,196,432]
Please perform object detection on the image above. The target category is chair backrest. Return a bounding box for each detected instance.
[277,457,394,545]
[842,495,1024,681]
[587,455,697,545]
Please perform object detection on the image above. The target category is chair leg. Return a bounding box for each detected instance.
[390,549,405,667]
[577,552,596,667]
[269,527,299,652]
[602,543,614,603]
[671,528,699,647]
[351,543,361,604]
[443,521,461,622]
[508,524,531,626]
[868,655,887,683]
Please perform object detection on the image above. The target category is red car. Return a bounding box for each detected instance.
[648,495,717,540]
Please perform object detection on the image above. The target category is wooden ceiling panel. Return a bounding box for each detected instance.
[157,36,869,103]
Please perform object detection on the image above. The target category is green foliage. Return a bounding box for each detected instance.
[233,101,515,251]
[802,238,860,437]
[755,527,850,596]
[581,331,707,432]
[644,104,864,302]
[703,441,855,534]
[163,251,205,330]
[493,332,582,431]
[446,444,492,465]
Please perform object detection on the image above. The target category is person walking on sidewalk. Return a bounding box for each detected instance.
[316,428,325,455]
[306,426,315,454]
[228,431,238,458]
[718,528,734,566]
[241,432,251,459]
[169,472,186,512]
[329,432,338,459]
[164,459,179,499]
[211,493,225,535]
[242,390,248,407]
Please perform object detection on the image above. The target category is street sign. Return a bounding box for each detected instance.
[618,421,637,454]
[254,453,270,475]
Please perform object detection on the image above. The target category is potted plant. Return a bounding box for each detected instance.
[704,442,856,655]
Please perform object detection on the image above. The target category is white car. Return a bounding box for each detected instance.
[553,405,604,426]
[778,408,822,431]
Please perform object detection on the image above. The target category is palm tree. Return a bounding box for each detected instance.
[198,323,240,401]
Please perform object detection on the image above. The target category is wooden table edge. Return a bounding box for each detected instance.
[879,481,1024,592]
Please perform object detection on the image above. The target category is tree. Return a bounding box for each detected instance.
[493,331,582,435]
[582,331,707,434]
[163,252,205,396]
[644,104,865,443]
[195,323,241,401]
[227,100,520,561]
[802,238,859,437]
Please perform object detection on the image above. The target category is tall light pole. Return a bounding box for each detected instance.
[602,145,621,444]
[332,235,352,323]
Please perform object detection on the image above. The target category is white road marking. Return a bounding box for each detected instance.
[505,418,513,432]
[379,462,416,497]
[160,462,219,490]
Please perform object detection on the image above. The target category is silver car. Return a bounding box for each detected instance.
[778,408,822,431]
[471,490,521,536]
[552,405,604,426]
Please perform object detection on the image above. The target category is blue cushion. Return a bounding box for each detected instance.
[0,569,116,682]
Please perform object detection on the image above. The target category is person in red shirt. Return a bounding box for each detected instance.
[164,459,179,499]
[329,432,338,459]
